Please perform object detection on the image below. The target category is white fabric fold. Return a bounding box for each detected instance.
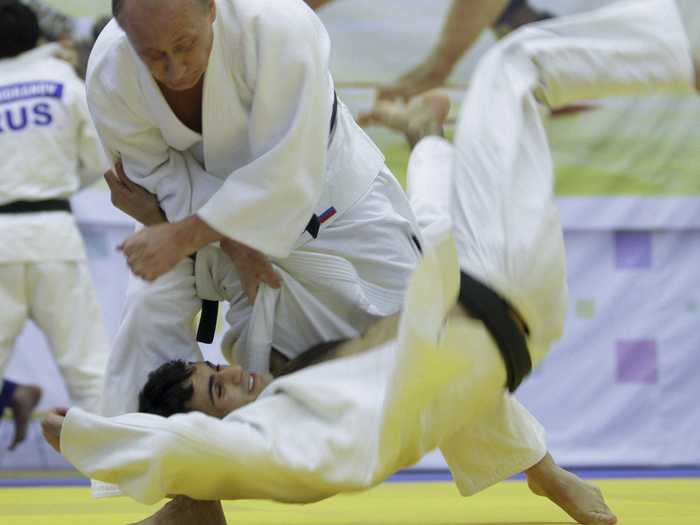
[87,0,385,257]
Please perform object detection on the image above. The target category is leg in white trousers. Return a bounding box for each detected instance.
[0,261,109,414]
[407,136,547,496]
[405,0,694,496]
[0,264,28,376]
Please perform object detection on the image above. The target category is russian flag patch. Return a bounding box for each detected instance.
[319,207,337,224]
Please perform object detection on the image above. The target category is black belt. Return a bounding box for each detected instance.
[329,91,338,135]
[303,91,339,240]
[0,199,71,214]
[189,252,219,344]
[197,298,219,344]
[457,271,532,392]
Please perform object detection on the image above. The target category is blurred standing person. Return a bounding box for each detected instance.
[299,1,552,100]
[376,0,553,101]
[0,1,110,437]
[21,0,111,79]
[21,0,75,41]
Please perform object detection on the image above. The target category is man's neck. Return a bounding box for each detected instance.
[157,75,205,133]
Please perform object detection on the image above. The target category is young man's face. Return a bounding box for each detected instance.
[187,362,273,418]
[120,0,216,91]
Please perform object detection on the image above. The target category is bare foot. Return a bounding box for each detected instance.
[358,91,451,147]
[526,453,617,525]
[130,496,227,525]
[9,384,42,451]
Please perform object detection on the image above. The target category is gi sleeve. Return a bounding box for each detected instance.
[86,62,196,222]
[67,77,111,188]
[197,3,333,257]
[60,401,347,505]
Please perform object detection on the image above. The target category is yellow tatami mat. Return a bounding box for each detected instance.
[0,478,697,525]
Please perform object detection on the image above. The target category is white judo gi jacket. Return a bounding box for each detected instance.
[0,44,107,263]
[60,0,694,503]
[90,0,421,428]
[87,0,387,256]
[0,44,110,412]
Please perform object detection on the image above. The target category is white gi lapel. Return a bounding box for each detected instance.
[132,49,201,152]
[233,284,280,373]
[202,23,251,178]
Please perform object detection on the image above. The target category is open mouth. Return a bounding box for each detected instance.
[248,373,256,393]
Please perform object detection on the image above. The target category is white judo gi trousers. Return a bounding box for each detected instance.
[64,0,694,504]
[0,254,107,414]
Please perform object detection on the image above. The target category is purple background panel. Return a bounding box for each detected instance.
[614,231,652,269]
[616,340,658,384]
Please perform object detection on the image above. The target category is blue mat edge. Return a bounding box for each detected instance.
[1,467,699,488]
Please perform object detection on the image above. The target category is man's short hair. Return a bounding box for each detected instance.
[0,0,40,59]
[112,0,209,21]
[138,360,195,417]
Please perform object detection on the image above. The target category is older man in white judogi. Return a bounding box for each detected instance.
[88,0,422,432]
[43,1,693,523]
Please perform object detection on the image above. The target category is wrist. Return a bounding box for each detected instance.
[174,215,223,255]
[221,238,255,260]
[143,207,166,227]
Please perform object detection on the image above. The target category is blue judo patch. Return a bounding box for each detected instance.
[0,81,63,134]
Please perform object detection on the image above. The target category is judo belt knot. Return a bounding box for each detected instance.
[457,271,532,392]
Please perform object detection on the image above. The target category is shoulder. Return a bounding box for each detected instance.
[86,19,138,97]
[219,0,324,41]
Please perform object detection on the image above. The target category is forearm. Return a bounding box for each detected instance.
[60,408,261,504]
[141,207,168,226]
[176,215,224,254]
[60,406,335,504]
[430,0,510,75]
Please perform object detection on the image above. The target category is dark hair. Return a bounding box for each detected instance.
[138,359,196,417]
[0,1,40,59]
[92,15,113,43]
[111,0,123,18]
[495,0,553,29]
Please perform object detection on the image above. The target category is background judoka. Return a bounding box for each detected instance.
[42,1,694,524]
[88,0,422,436]
[0,0,110,448]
